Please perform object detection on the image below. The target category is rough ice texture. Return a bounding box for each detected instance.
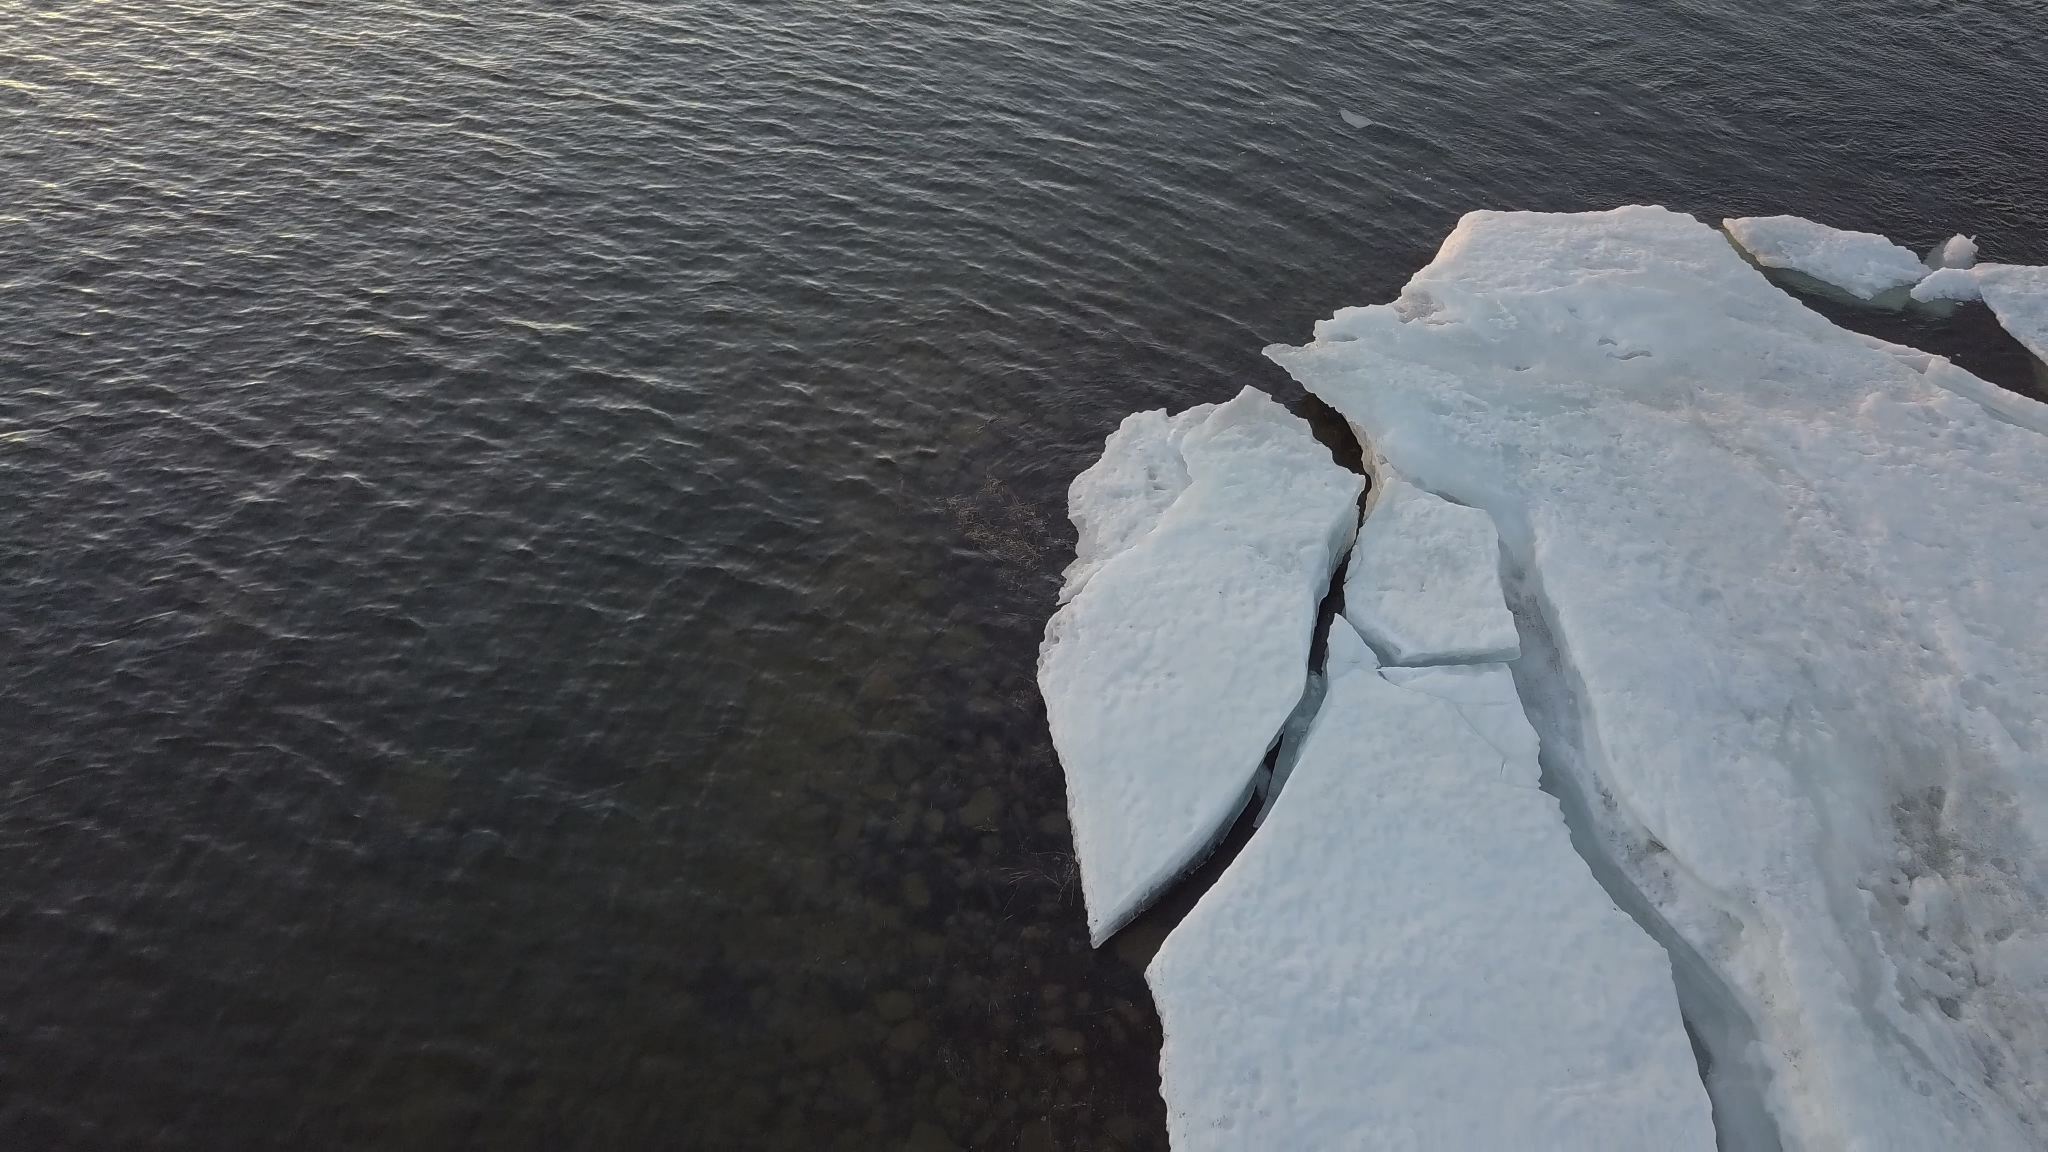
[1149,617,1716,1151]
[1910,266,1981,303]
[1342,469,1518,665]
[1723,213,1929,299]
[1056,404,1208,604]
[1269,206,2048,1150]
[1927,234,1979,270]
[1039,386,1364,945]
[1975,263,2048,365]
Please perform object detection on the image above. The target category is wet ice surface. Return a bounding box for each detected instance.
[1272,206,2048,1150]
[1723,214,1930,299]
[1976,264,2048,365]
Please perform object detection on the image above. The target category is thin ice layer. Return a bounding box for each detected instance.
[1039,386,1364,945]
[1974,264,2048,364]
[1269,206,2048,1150]
[1342,471,1518,665]
[1723,213,1928,299]
[1149,617,1715,1151]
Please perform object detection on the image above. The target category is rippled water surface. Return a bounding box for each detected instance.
[3,1,2046,1147]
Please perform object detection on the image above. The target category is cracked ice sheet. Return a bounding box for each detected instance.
[1149,617,1714,1151]
[1267,206,2048,1149]
[1974,263,2048,365]
[1723,213,1928,299]
[1343,470,1518,665]
[1039,386,1363,945]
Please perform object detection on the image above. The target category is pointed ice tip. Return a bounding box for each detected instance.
[1324,615,1378,676]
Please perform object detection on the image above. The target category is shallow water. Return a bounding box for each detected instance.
[2,1,2045,1147]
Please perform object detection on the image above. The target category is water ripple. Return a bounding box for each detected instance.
[3,0,2045,1147]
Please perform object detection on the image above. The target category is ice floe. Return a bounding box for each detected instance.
[1056,403,1209,604]
[1148,617,1715,1151]
[1724,213,1928,299]
[1926,233,1979,270]
[1910,265,1981,303]
[1269,205,2048,1150]
[1975,263,2048,365]
[1342,470,1517,665]
[1039,386,1363,944]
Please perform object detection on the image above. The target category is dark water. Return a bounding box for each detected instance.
[2,1,2044,1148]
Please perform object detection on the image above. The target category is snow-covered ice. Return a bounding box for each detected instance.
[1269,206,2048,1150]
[1148,616,1716,1151]
[1975,263,2048,365]
[1927,233,1979,270]
[1055,403,1209,604]
[1341,470,1518,665]
[1723,213,1929,299]
[1378,663,1540,786]
[1039,386,1363,944]
[1910,266,1980,303]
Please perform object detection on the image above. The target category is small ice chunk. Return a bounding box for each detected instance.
[1338,109,1373,129]
[1910,266,1981,304]
[1149,617,1715,1151]
[1342,471,1518,665]
[1724,214,1928,299]
[1926,233,1979,270]
[1974,264,2048,364]
[1039,387,1365,945]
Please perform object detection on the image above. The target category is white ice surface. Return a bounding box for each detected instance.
[1269,206,2048,1150]
[1724,213,1928,299]
[1149,617,1715,1151]
[1975,263,2048,365]
[1057,404,1209,604]
[1910,266,1980,303]
[1341,470,1518,665]
[1378,663,1541,787]
[1927,234,1979,270]
[1039,386,1364,944]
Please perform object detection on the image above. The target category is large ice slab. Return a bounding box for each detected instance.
[1342,470,1517,665]
[1723,213,1928,299]
[1149,617,1715,1151]
[1039,386,1364,944]
[1269,206,2048,1150]
[1975,263,2048,364]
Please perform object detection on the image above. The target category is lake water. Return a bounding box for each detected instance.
[2,1,2044,1147]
